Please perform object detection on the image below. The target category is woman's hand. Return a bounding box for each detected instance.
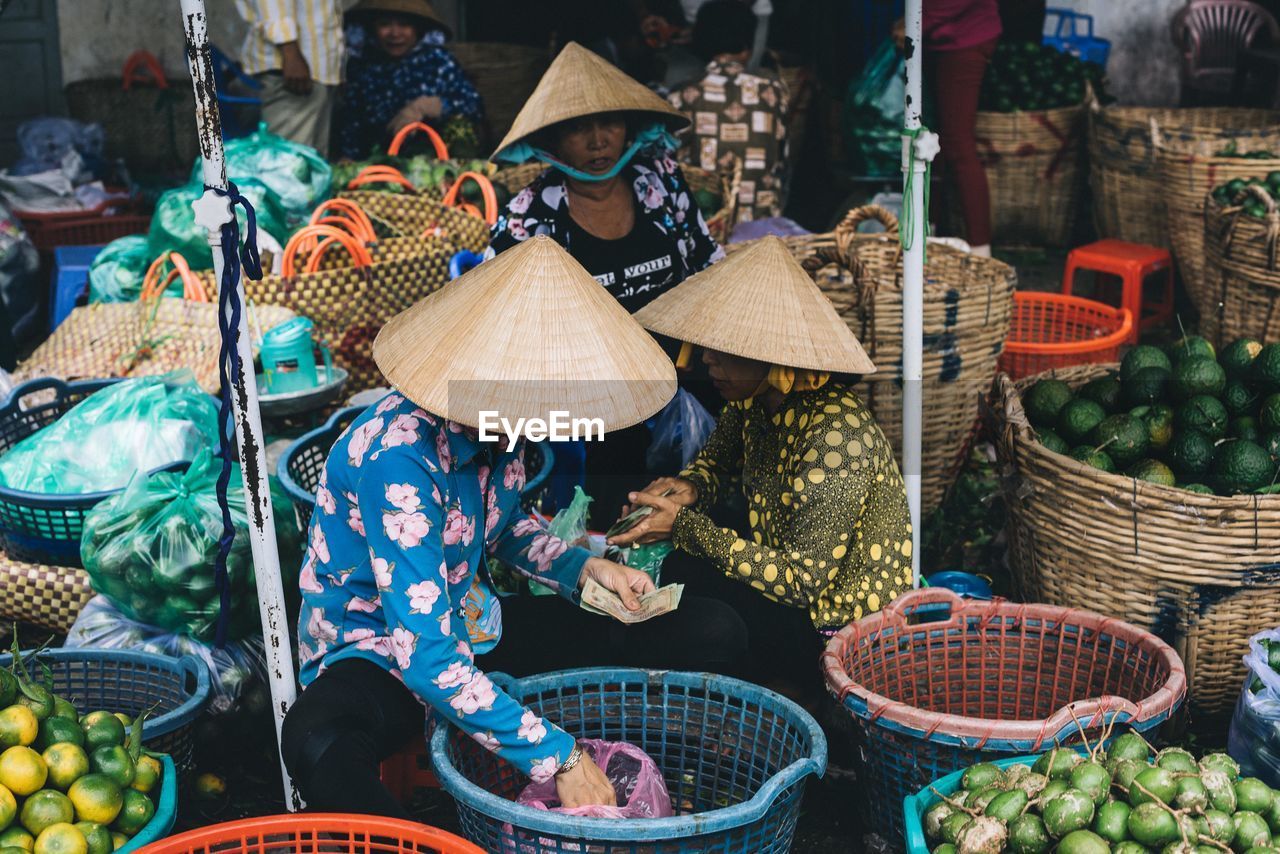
[387,96,443,134]
[555,750,616,808]
[578,557,655,610]
[607,491,682,547]
[620,477,698,517]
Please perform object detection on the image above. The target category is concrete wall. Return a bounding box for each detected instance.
[1048,0,1185,106]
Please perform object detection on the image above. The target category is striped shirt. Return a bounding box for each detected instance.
[234,0,347,86]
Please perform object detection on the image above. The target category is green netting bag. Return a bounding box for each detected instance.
[80,448,301,642]
[195,123,332,227]
[88,235,168,303]
[843,39,906,178]
[147,177,289,271]
[0,372,219,495]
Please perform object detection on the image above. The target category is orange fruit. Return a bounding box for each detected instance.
[19,792,73,837]
[65,777,121,828]
[0,749,46,797]
[41,746,88,793]
[33,824,85,854]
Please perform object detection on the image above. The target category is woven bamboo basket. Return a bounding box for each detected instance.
[0,552,93,633]
[1160,147,1280,321]
[965,103,1087,247]
[1202,186,1280,345]
[336,190,493,252]
[740,207,1016,513]
[1088,104,1280,246]
[491,159,742,244]
[994,366,1280,721]
[13,300,294,394]
[449,42,550,152]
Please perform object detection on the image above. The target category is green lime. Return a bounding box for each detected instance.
[1176,395,1229,440]
[1024,379,1074,428]
[1222,338,1264,377]
[1121,344,1172,380]
[1172,356,1227,401]
[1213,440,1276,494]
[1059,399,1108,444]
[1169,429,1216,477]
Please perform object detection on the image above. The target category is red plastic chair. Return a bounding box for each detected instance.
[1173,0,1280,100]
[1060,239,1175,344]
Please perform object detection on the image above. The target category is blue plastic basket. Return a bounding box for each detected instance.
[0,648,211,774]
[901,754,1044,854]
[430,668,826,853]
[0,377,190,566]
[278,407,557,535]
[117,752,178,853]
[1043,7,1111,67]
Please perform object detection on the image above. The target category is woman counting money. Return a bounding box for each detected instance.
[610,236,913,706]
[281,237,745,817]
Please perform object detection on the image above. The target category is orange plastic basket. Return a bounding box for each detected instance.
[134,814,483,854]
[998,291,1133,380]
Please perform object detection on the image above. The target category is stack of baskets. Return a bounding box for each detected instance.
[1160,142,1280,334]
[491,159,743,246]
[770,207,1016,514]
[1088,104,1280,246]
[1202,183,1280,345]
[992,366,1280,724]
[822,588,1186,846]
[966,101,1088,246]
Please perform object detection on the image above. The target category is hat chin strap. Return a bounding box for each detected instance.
[495,123,678,182]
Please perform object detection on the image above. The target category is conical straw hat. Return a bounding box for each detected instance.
[493,42,689,160]
[633,236,877,375]
[373,235,676,431]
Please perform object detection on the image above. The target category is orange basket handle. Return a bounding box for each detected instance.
[388,122,449,159]
[282,225,373,277]
[309,198,378,242]
[346,165,416,192]
[122,51,169,90]
[441,171,498,225]
[140,252,203,301]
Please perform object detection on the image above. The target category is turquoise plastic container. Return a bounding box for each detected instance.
[260,317,330,394]
[118,752,178,852]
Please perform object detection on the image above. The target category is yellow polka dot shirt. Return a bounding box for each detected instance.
[671,384,913,632]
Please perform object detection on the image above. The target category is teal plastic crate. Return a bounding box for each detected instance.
[118,752,178,853]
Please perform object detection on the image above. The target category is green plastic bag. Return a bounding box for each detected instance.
[195,123,332,227]
[843,39,906,178]
[88,235,169,303]
[147,177,289,271]
[0,372,219,495]
[80,449,301,642]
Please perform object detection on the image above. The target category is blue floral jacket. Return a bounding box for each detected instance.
[297,393,583,780]
[337,34,484,159]
[484,154,725,276]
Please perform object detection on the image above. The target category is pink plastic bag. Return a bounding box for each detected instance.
[516,739,674,819]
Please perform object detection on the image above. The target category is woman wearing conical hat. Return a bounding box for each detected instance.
[281,237,745,814]
[610,236,913,701]
[484,42,727,528]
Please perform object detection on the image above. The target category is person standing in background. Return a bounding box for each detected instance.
[668,0,789,222]
[233,0,346,157]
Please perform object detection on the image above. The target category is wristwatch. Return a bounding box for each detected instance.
[555,742,584,777]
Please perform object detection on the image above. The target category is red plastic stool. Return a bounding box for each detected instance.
[380,734,440,803]
[1061,239,1174,343]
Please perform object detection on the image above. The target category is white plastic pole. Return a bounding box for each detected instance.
[177,0,302,810]
[902,0,925,587]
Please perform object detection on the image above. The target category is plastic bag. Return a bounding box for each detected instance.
[148,178,289,271]
[1228,629,1280,786]
[80,448,301,643]
[0,372,218,495]
[195,123,331,227]
[13,118,105,180]
[0,200,39,341]
[645,387,717,473]
[529,486,592,596]
[66,595,267,711]
[843,40,905,178]
[516,739,674,818]
[88,235,157,303]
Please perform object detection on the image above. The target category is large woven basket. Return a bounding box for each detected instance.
[1088,105,1280,246]
[751,207,1016,514]
[993,366,1280,722]
[450,42,550,153]
[0,551,93,633]
[1160,147,1280,322]
[13,299,294,394]
[336,190,493,253]
[491,159,742,245]
[1202,187,1280,345]
[966,103,1087,247]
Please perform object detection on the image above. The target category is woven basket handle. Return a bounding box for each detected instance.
[882,586,966,623]
[282,225,374,277]
[309,198,378,243]
[388,121,449,159]
[346,165,416,192]
[833,205,900,241]
[122,51,169,90]
[442,171,499,225]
